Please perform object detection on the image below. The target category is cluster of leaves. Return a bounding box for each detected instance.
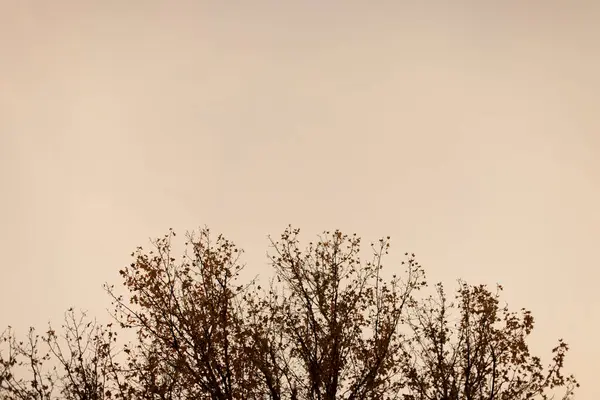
[0,227,578,400]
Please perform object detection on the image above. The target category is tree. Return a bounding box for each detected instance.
[399,282,579,400]
[1,226,578,400]
[0,308,122,400]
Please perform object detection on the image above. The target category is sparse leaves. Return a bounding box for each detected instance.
[1,227,578,400]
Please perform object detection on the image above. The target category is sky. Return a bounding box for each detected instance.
[1,1,598,397]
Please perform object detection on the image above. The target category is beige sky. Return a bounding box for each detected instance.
[1,1,598,397]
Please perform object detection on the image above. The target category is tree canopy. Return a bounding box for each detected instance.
[0,227,578,400]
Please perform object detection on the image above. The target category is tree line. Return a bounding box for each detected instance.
[0,226,578,399]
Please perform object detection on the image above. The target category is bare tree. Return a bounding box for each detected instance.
[0,308,123,400]
[0,326,55,400]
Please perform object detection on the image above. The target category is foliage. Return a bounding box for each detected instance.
[0,227,578,400]
[399,282,578,400]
